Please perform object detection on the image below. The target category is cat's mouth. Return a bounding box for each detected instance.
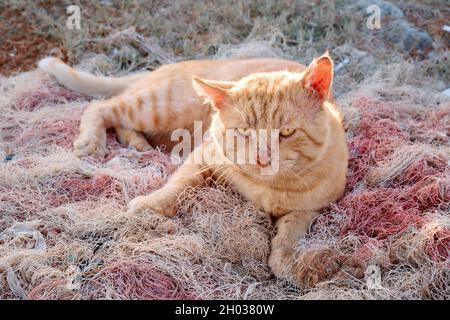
[235,162,282,179]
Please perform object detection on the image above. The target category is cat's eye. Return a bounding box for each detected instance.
[236,128,252,136]
[280,128,296,137]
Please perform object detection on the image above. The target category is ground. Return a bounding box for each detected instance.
[0,0,449,299]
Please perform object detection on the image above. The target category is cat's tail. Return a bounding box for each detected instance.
[38,57,147,97]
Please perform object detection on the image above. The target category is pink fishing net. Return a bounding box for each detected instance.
[0,62,448,300]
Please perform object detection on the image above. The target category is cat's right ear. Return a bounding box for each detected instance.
[192,77,235,110]
[302,52,334,101]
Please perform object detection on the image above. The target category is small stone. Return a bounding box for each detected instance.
[442,88,450,97]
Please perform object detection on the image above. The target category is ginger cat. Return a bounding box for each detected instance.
[38,53,348,285]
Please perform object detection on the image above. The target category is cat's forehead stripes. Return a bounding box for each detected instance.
[230,72,304,129]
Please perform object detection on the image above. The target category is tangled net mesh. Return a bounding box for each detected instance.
[0,46,449,300]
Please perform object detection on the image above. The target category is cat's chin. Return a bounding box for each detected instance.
[236,164,283,181]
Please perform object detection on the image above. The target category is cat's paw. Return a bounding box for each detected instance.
[127,136,153,152]
[73,134,107,159]
[117,128,154,152]
[268,249,292,280]
[127,190,177,217]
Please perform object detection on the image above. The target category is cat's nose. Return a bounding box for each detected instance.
[257,155,271,167]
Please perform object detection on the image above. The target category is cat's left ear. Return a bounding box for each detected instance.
[192,77,235,109]
[303,52,334,101]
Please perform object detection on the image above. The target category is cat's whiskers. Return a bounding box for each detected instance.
[284,168,311,192]
[193,163,222,176]
[217,167,239,188]
[210,164,234,183]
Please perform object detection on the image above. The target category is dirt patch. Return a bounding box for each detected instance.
[0,7,65,76]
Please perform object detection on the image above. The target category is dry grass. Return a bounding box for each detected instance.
[1,1,448,87]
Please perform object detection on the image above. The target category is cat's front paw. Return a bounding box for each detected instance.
[73,134,107,159]
[127,136,153,152]
[127,190,177,217]
[268,249,292,281]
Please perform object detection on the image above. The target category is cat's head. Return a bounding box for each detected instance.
[193,53,335,178]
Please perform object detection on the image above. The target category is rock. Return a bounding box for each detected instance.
[357,0,404,18]
[383,19,433,56]
[355,0,434,57]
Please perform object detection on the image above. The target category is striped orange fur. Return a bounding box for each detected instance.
[39,53,348,286]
